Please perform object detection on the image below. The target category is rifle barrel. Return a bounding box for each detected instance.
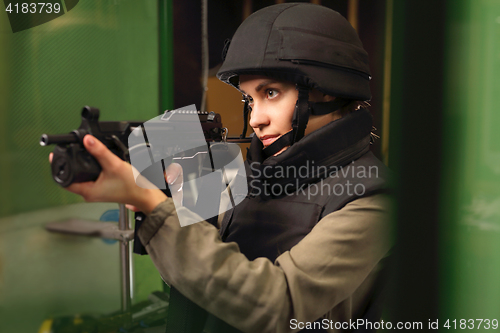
[40,133,78,146]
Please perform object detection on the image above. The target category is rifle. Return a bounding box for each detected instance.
[40,106,237,188]
[40,106,250,254]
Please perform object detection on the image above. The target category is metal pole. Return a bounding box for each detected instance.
[119,203,133,313]
[159,0,174,113]
[200,0,209,113]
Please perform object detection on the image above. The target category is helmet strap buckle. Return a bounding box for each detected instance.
[292,85,310,143]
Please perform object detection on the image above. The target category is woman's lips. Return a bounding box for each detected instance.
[260,135,279,147]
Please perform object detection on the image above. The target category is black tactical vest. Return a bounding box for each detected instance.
[165,109,390,333]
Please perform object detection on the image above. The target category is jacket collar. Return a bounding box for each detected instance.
[246,108,373,195]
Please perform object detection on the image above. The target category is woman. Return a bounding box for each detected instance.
[54,3,391,332]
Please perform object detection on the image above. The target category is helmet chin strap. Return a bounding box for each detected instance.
[260,85,350,158]
[262,131,294,157]
[240,97,250,139]
[293,85,311,142]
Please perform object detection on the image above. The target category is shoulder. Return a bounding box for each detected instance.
[288,193,393,262]
[341,192,392,212]
[275,193,393,317]
[318,193,393,231]
[307,193,394,257]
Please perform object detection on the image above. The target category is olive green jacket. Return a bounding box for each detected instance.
[137,193,392,333]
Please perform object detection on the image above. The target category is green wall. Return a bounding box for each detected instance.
[0,1,170,332]
[384,0,500,328]
[441,0,500,325]
[0,0,160,217]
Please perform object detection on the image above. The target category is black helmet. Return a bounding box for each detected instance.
[217,3,371,156]
[217,3,371,100]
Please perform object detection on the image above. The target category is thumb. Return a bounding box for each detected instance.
[83,135,122,168]
[125,204,140,212]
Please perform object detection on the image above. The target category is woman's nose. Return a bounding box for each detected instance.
[248,102,270,129]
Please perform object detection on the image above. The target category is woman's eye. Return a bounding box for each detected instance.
[266,89,278,99]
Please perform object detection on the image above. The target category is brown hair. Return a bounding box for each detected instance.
[339,100,371,117]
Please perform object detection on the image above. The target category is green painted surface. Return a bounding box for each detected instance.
[0,203,120,333]
[0,203,165,333]
[441,0,500,327]
[0,0,159,217]
[0,1,172,332]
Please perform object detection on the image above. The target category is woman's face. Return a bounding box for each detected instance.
[239,75,297,149]
[239,75,339,152]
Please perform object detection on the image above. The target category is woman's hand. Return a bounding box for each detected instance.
[49,135,168,214]
[164,162,184,207]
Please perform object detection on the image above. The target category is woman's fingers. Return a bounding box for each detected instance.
[125,204,140,212]
[64,181,96,201]
[83,135,123,169]
[165,163,183,185]
[68,135,139,203]
[46,133,167,212]
[165,163,183,206]
[48,136,118,168]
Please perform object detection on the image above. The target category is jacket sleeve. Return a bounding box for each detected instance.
[137,193,392,333]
